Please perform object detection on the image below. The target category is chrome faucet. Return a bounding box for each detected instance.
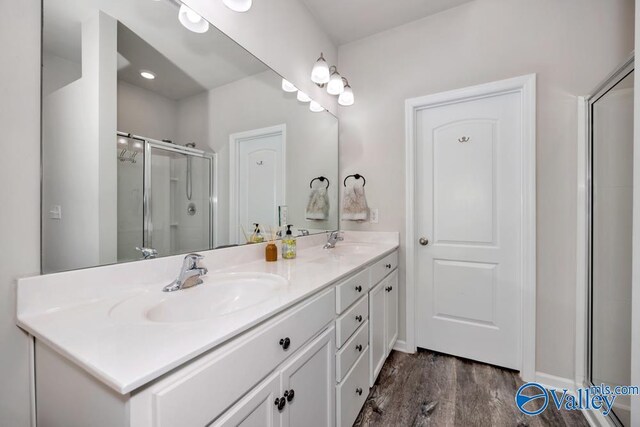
[163,253,208,292]
[136,246,158,260]
[323,230,344,249]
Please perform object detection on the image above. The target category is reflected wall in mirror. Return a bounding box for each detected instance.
[42,0,339,274]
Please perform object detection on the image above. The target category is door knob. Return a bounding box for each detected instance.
[419,237,429,246]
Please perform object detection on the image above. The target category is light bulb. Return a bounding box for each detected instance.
[309,100,324,112]
[338,84,354,106]
[178,4,210,33]
[297,91,311,103]
[311,53,330,84]
[281,79,297,93]
[140,70,156,80]
[223,0,252,12]
[327,70,344,95]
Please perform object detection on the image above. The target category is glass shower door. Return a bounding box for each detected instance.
[590,68,634,427]
[144,143,214,257]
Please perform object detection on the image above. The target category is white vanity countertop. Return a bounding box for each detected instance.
[17,231,398,394]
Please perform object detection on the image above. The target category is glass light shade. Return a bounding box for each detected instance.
[311,55,330,84]
[309,100,324,112]
[327,72,344,95]
[178,4,210,33]
[338,85,354,106]
[297,90,311,103]
[223,0,252,12]
[281,79,297,93]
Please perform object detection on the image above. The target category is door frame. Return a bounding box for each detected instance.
[404,74,537,381]
[229,124,287,244]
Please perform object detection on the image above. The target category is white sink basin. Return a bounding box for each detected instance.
[109,273,289,323]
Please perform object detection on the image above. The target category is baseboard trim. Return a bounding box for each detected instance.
[393,340,413,353]
[534,371,576,392]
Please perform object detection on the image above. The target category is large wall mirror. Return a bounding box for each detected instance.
[42,0,339,274]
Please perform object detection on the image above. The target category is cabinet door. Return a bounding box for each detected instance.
[211,373,281,427]
[385,271,399,356]
[280,326,335,427]
[369,280,386,387]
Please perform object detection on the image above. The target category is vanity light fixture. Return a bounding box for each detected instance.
[178,3,210,33]
[223,0,252,12]
[310,53,330,84]
[140,70,156,80]
[281,79,297,93]
[326,66,345,95]
[309,100,324,113]
[338,78,354,106]
[297,90,311,103]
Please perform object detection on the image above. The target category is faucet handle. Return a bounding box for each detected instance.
[183,253,205,269]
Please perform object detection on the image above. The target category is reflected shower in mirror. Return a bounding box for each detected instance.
[589,64,633,427]
[42,0,339,273]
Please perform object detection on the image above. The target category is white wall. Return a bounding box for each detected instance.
[337,0,635,380]
[0,0,41,425]
[42,11,118,273]
[184,0,338,115]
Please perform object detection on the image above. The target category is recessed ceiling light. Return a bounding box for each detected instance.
[178,4,210,33]
[140,70,156,80]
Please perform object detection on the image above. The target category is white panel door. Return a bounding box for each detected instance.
[415,91,522,370]
[279,326,334,427]
[233,127,285,244]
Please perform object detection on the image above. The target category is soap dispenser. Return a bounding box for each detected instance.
[251,223,265,243]
[282,225,296,259]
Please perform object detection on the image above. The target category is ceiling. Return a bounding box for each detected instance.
[301,0,474,45]
[43,0,268,100]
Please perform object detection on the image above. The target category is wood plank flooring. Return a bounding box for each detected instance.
[354,349,589,427]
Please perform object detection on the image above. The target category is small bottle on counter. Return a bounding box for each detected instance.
[251,223,265,243]
[281,225,296,259]
[265,241,278,262]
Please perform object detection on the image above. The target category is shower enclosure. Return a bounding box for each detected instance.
[587,57,633,426]
[116,132,216,262]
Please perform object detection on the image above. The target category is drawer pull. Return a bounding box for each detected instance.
[355,315,363,322]
[356,387,363,396]
[279,337,291,350]
[274,397,286,411]
[356,344,363,352]
[284,389,295,402]
[355,285,362,292]
[385,263,392,269]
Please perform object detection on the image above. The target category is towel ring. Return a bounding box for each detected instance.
[309,176,330,189]
[343,173,366,187]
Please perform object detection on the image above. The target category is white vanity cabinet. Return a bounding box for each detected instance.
[369,254,399,386]
[213,326,335,427]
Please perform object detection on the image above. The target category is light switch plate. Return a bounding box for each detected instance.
[369,208,379,224]
[49,205,62,220]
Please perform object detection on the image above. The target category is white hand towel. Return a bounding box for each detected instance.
[306,187,329,220]
[341,182,368,221]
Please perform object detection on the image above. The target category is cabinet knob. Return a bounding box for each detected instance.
[385,263,392,269]
[284,389,295,402]
[279,337,291,350]
[274,397,286,410]
[355,285,362,292]
[355,315,363,322]
[419,237,429,246]
[386,286,393,292]
[356,344,363,352]
[356,387,363,396]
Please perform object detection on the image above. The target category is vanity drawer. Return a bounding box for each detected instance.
[336,295,368,348]
[335,268,370,314]
[152,288,334,427]
[370,251,398,287]
[336,347,370,427]
[336,320,368,382]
